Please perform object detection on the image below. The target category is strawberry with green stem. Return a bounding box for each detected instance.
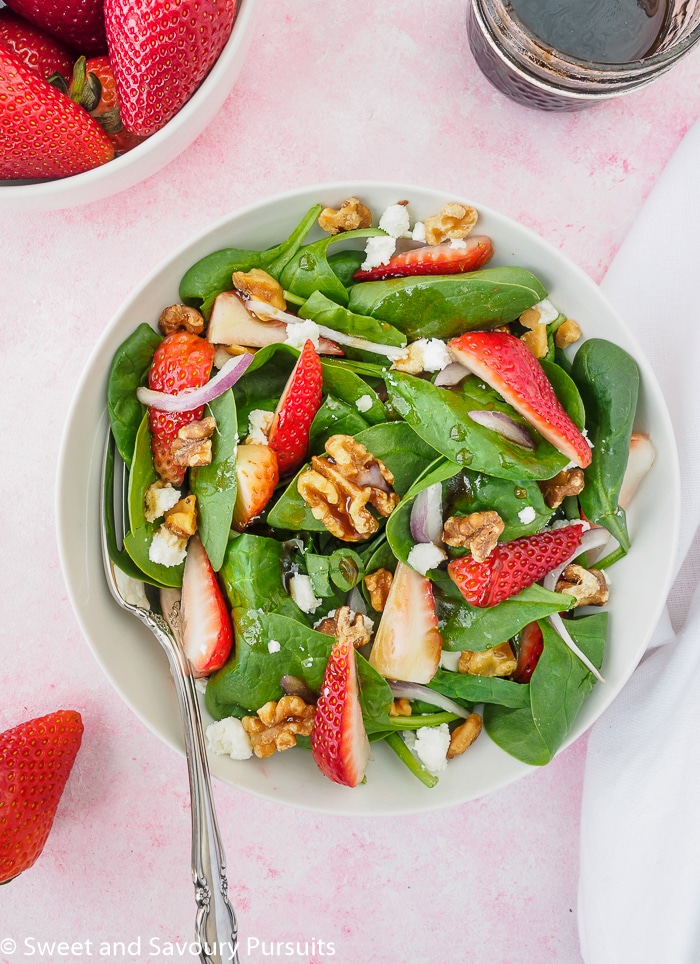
[67,55,145,155]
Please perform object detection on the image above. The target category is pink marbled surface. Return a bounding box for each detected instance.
[1,1,698,961]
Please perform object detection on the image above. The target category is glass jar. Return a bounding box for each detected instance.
[467,0,700,111]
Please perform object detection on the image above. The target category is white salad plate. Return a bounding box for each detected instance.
[56,182,680,815]
[0,0,258,211]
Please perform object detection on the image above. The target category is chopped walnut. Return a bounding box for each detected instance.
[318,196,373,235]
[391,341,426,374]
[171,417,216,468]
[442,511,504,563]
[519,305,545,330]
[180,416,217,441]
[389,698,412,718]
[158,304,205,335]
[314,605,373,648]
[447,713,482,759]
[364,568,393,612]
[554,319,583,349]
[555,564,609,607]
[297,434,399,542]
[539,467,585,509]
[241,695,316,759]
[458,643,517,678]
[423,203,478,246]
[521,326,548,359]
[164,495,197,538]
[232,268,286,311]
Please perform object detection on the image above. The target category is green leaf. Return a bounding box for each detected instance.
[279,228,385,305]
[445,468,552,541]
[328,248,365,287]
[428,668,532,709]
[385,459,461,565]
[347,266,548,340]
[320,358,386,424]
[103,434,153,583]
[308,396,370,453]
[189,390,238,572]
[300,290,407,348]
[106,323,161,467]
[219,532,307,620]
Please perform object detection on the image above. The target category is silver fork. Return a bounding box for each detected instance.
[100,430,240,964]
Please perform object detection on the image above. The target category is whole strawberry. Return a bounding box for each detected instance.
[0,46,114,179]
[0,710,83,884]
[105,0,237,137]
[0,8,74,82]
[148,331,215,486]
[70,56,146,155]
[2,0,106,55]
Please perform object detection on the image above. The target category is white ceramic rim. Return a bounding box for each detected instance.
[0,0,258,210]
[56,181,681,815]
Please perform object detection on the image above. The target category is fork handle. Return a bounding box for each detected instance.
[150,618,240,964]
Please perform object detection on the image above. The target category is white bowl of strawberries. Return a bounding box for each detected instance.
[0,0,257,209]
[57,182,679,815]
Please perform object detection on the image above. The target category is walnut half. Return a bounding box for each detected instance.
[442,511,504,563]
[318,197,372,235]
[555,564,609,607]
[539,467,585,509]
[423,203,478,246]
[241,695,316,759]
[297,435,399,542]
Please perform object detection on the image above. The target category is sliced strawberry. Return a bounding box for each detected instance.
[352,236,494,282]
[181,534,233,677]
[232,443,279,529]
[268,340,323,476]
[512,621,544,683]
[368,562,442,684]
[147,331,215,485]
[448,523,584,608]
[311,635,370,787]
[0,710,83,884]
[448,330,592,468]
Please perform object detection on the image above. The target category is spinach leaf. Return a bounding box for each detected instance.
[385,459,461,565]
[219,532,306,620]
[328,249,365,287]
[300,290,407,348]
[308,396,370,453]
[356,652,394,722]
[571,339,640,551]
[232,342,297,436]
[483,614,606,765]
[429,668,531,709]
[107,323,162,467]
[347,267,548,340]
[279,228,385,305]
[123,415,183,588]
[103,434,154,584]
[385,371,569,481]
[320,358,386,424]
[179,205,322,317]
[189,390,238,572]
[540,358,585,429]
[445,469,551,541]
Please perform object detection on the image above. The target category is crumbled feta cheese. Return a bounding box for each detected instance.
[518,506,537,525]
[532,298,560,325]
[149,525,188,567]
[582,428,594,449]
[144,480,181,523]
[439,650,461,672]
[355,394,373,413]
[195,677,208,695]
[404,724,451,773]
[206,717,253,761]
[411,221,426,242]
[379,203,411,238]
[114,568,151,610]
[407,542,447,576]
[267,639,281,654]
[289,573,323,613]
[247,408,274,445]
[449,238,468,250]
[418,338,451,372]
[285,318,321,350]
[361,235,397,270]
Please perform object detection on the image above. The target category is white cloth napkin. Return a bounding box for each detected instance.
[578,117,700,963]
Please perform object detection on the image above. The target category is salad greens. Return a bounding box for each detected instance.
[106,195,647,790]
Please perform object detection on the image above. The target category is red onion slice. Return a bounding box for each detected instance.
[434,362,470,387]
[468,410,535,450]
[542,526,610,594]
[549,612,605,683]
[136,352,254,413]
[387,680,471,718]
[410,482,444,544]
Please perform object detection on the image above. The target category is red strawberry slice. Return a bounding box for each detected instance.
[181,534,233,677]
[0,9,74,81]
[232,443,280,529]
[104,0,237,137]
[311,635,370,788]
[2,0,106,55]
[448,330,592,468]
[369,561,442,684]
[147,331,215,485]
[0,46,114,179]
[352,236,494,282]
[268,340,323,476]
[0,710,83,884]
[448,523,584,608]
[512,620,544,683]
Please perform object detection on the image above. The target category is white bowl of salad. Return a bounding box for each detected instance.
[57,182,679,815]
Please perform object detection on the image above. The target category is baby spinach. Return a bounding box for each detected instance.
[320,358,386,424]
[445,469,551,541]
[179,205,323,317]
[233,342,297,436]
[429,668,531,709]
[540,358,585,429]
[103,434,154,585]
[308,396,370,453]
[328,249,365,287]
[107,323,162,467]
[219,532,306,621]
[189,390,238,572]
[347,266,548,340]
[279,228,385,305]
[123,415,184,588]
[385,458,461,565]
[299,290,407,348]
[385,371,569,481]
[571,339,640,552]
[483,614,606,765]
